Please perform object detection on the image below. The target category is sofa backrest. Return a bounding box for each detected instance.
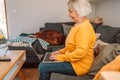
[44,22,75,34]
[41,22,120,44]
[94,25,120,43]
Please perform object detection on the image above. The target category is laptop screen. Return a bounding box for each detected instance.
[31,39,45,54]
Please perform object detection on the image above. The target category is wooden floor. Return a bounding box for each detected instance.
[15,68,39,80]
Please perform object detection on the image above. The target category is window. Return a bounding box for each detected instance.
[0,0,8,39]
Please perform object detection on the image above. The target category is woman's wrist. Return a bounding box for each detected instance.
[58,50,62,54]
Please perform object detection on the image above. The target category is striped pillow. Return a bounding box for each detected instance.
[9,36,50,49]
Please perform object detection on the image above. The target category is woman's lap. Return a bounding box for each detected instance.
[38,62,76,75]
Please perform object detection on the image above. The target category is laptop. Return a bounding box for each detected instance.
[31,39,61,63]
[42,52,53,63]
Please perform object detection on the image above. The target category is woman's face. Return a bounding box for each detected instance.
[68,9,79,21]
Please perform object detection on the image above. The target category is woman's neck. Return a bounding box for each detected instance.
[74,16,88,24]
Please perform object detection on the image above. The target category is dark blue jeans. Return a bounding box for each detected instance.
[38,62,76,80]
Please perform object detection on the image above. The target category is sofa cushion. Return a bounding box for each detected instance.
[44,22,75,34]
[51,73,90,80]
[96,25,120,43]
[94,39,109,57]
[115,33,120,44]
[9,36,50,50]
[89,44,120,76]
[62,24,73,36]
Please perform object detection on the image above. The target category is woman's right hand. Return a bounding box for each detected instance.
[49,50,61,61]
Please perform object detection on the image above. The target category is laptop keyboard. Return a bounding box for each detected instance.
[44,53,51,61]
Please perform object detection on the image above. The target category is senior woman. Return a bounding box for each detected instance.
[38,0,96,80]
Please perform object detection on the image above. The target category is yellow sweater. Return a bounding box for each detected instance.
[57,19,96,75]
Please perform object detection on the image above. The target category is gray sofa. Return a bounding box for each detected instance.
[39,22,120,80]
[40,22,120,50]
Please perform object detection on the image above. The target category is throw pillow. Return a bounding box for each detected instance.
[9,36,50,50]
[95,33,101,40]
[115,33,120,44]
[94,33,102,48]
[38,38,50,50]
[62,24,73,36]
[94,39,109,58]
[89,43,120,76]
[94,39,109,48]
[35,29,66,46]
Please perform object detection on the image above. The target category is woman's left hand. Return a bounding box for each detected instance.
[49,54,59,61]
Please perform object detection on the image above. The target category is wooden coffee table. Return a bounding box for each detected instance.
[0,50,26,80]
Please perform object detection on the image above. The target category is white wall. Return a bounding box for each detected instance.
[88,2,97,20]
[5,0,97,38]
[95,0,120,27]
[6,0,71,38]
[6,0,120,38]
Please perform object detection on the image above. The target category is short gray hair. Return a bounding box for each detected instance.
[68,0,92,17]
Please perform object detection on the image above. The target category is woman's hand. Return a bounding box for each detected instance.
[49,54,59,61]
[49,51,61,61]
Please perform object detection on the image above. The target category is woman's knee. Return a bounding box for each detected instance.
[38,63,46,73]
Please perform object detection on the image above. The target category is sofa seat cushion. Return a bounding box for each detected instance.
[51,73,90,80]
[96,25,120,43]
